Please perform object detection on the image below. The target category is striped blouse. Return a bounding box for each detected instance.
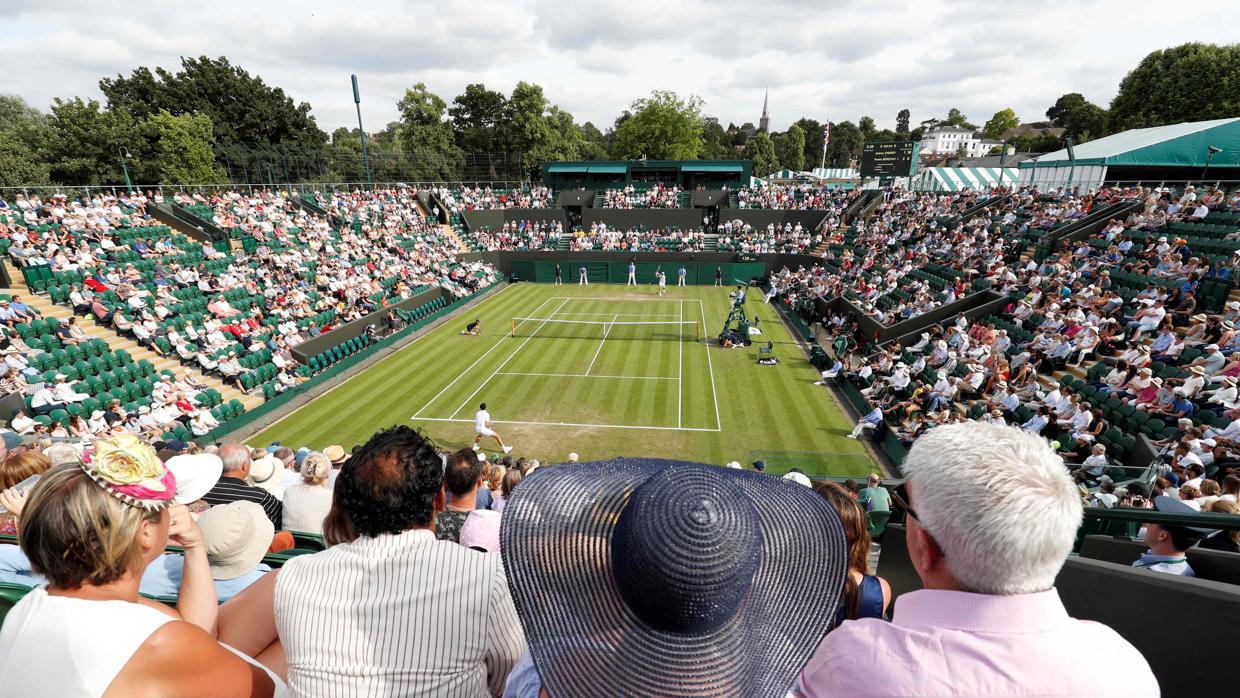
[274,528,526,697]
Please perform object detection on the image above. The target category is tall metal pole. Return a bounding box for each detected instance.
[352,74,373,187]
[118,147,134,194]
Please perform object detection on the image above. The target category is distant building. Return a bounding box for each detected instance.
[919,125,998,157]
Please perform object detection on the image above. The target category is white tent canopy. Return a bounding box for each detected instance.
[914,167,1019,192]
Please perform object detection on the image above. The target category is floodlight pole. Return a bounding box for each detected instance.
[1201,146,1221,182]
[352,74,374,187]
[118,147,134,194]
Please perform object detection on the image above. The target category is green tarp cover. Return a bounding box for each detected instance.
[1022,118,1240,168]
[681,164,744,172]
[545,163,590,173]
[586,164,628,173]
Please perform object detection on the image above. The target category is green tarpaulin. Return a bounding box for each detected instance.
[1021,118,1240,168]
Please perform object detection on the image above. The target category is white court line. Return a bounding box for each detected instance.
[697,299,722,431]
[677,299,683,428]
[555,296,681,302]
[552,312,680,318]
[495,371,676,380]
[448,298,572,418]
[411,294,556,419]
[584,314,618,375]
[411,416,721,433]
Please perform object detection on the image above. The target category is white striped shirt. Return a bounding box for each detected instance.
[274,528,526,697]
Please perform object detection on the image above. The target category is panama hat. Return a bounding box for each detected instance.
[500,458,847,698]
[196,501,275,579]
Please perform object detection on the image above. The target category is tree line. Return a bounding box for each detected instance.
[0,42,1235,187]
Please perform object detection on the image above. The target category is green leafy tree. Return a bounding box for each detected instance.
[741,132,778,176]
[698,117,731,159]
[0,95,51,187]
[449,83,509,165]
[982,108,1021,139]
[869,129,899,143]
[792,118,823,169]
[896,109,911,136]
[858,116,877,142]
[773,124,806,171]
[825,120,862,167]
[610,91,705,160]
[944,108,976,129]
[580,122,609,160]
[502,82,588,178]
[43,97,141,185]
[99,56,327,147]
[140,110,228,184]
[1046,93,1108,140]
[1109,43,1240,131]
[396,83,462,181]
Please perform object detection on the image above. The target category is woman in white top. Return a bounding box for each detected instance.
[0,434,285,697]
[280,452,333,535]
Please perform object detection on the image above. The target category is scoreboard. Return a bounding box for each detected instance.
[860,141,919,177]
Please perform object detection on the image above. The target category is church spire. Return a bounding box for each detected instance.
[759,88,770,133]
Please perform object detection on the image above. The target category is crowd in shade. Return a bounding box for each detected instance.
[0,419,1168,696]
[598,184,682,209]
[432,186,555,216]
[567,224,707,252]
[466,220,565,251]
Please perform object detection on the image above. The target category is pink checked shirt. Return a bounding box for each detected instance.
[796,588,1158,697]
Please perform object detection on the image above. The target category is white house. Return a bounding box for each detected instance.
[919,125,1000,157]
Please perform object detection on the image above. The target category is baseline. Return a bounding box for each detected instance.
[411,416,721,433]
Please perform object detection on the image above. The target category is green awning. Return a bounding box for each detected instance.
[586,164,628,173]
[545,163,590,173]
[681,164,743,172]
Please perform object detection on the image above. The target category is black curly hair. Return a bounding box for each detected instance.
[332,425,444,538]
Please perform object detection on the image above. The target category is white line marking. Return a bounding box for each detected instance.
[494,371,676,380]
[411,416,721,433]
[551,312,680,318]
[697,299,722,431]
[255,283,514,436]
[448,298,571,418]
[677,299,683,428]
[584,314,618,375]
[411,294,557,419]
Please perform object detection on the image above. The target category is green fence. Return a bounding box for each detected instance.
[510,260,766,286]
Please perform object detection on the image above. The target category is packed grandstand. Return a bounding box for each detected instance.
[2,51,1240,695]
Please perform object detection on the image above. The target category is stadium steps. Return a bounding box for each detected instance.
[10,282,264,413]
[704,234,719,251]
[439,223,467,250]
[556,236,572,251]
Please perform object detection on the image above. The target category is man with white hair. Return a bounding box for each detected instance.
[797,422,1157,696]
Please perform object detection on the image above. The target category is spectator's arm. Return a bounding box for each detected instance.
[485,564,528,697]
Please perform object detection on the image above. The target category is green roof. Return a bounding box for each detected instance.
[1021,118,1240,168]
[586,164,628,174]
[681,163,743,172]
[545,163,590,173]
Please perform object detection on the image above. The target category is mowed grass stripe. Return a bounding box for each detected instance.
[251,284,875,477]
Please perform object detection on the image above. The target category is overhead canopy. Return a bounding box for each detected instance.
[545,163,590,173]
[586,164,627,174]
[916,167,1019,192]
[681,163,743,172]
[1022,117,1240,168]
[811,168,858,179]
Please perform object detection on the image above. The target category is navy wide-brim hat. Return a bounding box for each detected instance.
[501,458,848,698]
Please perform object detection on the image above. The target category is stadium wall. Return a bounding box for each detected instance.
[289,285,452,362]
[459,209,570,234]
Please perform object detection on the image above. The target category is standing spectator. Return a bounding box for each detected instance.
[797,422,1157,697]
[281,452,334,535]
[202,443,283,529]
[270,426,525,695]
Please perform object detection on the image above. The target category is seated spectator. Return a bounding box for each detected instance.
[501,456,848,698]
[264,426,525,695]
[1133,496,1217,575]
[280,452,332,535]
[796,422,1157,697]
[0,451,51,535]
[811,480,892,623]
[202,443,283,528]
[141,501,274,602]
[0,450,283,695]
[436,448,486,542]
[1199,500,1240,552]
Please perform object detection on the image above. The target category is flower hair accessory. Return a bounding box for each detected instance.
[81,433,177,512]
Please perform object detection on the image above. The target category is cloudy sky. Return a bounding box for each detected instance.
[3,0,1236,135]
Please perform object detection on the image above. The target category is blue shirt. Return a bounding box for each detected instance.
[0,544,45,587]
[476,488,492,510]
[1132,552,1194,576]
[860,408,884,426]
[140,553,272,602]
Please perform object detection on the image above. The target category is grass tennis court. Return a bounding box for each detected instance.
[250,284,876,477]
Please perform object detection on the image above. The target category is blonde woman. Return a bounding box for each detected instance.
[0,435,285,696]
[281,452,333,534]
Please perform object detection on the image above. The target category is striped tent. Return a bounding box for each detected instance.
[768,169,817,181]
[810,168,858,179]
[914,167,1020,192]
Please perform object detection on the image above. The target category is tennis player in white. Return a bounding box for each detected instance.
[657,270,667,297]
[473,402,513,453]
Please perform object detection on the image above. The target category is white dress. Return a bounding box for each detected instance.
[0,587,287,697]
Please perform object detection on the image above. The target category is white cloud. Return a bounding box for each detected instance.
[0,0,1236,136]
